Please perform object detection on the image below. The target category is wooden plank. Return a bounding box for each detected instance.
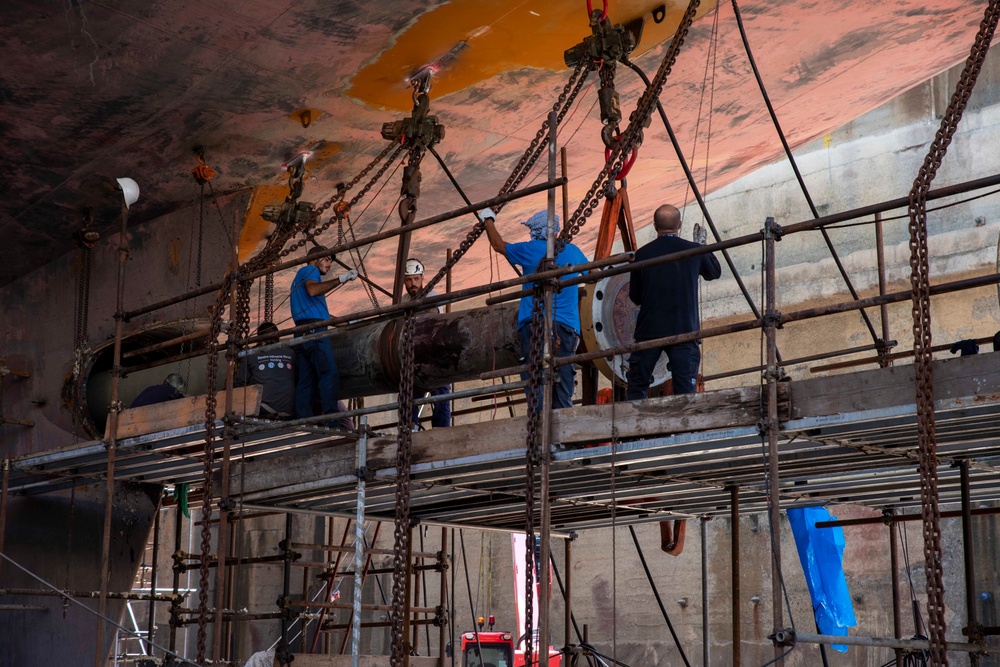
[233,385,788,496]
[791,350,1000,419]
[107,385,262,440]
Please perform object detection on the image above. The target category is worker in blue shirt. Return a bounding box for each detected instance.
[289,246,357,425]
[478,208,588,411]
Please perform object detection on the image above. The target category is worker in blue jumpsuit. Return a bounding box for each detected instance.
[479,208,588,411]
[289,246,357,424]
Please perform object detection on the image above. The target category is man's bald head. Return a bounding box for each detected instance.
[653,205,682,234]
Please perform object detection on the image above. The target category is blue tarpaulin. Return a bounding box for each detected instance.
[787,506,858,652]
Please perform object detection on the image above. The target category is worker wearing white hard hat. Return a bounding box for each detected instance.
[401,257,450,429]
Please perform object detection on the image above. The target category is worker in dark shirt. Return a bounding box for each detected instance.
[235,322,295,418]
[626,204,721,399]
[131,373,187,408]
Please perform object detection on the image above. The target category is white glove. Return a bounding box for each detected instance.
[477,207,496,223]
[692,222,708,245]
[338,269,358,284]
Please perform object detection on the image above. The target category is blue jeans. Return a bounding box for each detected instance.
[518,322,578,412]
[626,341,700,400]
[294,321,340,421]
[412,385,452,428]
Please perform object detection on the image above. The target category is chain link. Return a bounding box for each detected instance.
[521,285,548,666]
[557,0,701,256]
[190,137,408,664]
[264,272,275,322]
[280,143,405,260]
[420,61,593,298]
[391,140,428,666]
[907,2,1000,664]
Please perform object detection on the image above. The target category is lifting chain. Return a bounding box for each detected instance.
[195,282,227,664]
[72,225,93,439]
[558,0,701,256]
[907,2,1000,664]
[598,59,621,150]
[391,309,417,667]
[391,90,434,667]
[521,284,549,667]
[419,60,594,298]
[192,136,405,664]
[264,272,275,322]
[196,182,206,288]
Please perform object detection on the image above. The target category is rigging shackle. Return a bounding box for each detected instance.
[587,0,609,24]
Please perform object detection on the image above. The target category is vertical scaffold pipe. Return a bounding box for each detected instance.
[538,109,558,667]
[730,486,741,667]
[352,417,367,667]
[888,510,904,667]
[763,217,784,665]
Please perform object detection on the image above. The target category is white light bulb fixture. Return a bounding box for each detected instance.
[115,177,140,209]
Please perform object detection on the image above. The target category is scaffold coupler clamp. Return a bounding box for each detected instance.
[769,628,796,647]
[763,216,784,241]
[433,605,449,627]
[762,364,785,382]
[963,621,985,643]
[763,311,784,330]
[356,465,375,482]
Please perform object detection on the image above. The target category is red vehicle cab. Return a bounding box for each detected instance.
[460,631,514,667]
[459,629,563,667]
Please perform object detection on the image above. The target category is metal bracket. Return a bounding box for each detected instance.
[963,622,985,642]
[563,14,641,69]
[763,216,784,241]
[356,466,375,482]
[433,605,449,627]
[762,365,786,382]
[763,311,783,329]
[769,627,796,647]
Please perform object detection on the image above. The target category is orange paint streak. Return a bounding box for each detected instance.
[348,0,717,111]
[238,185,289,263]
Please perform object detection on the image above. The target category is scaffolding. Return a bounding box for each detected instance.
[4,0,1000,664]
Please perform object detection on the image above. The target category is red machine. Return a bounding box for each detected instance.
[459,615,562,667]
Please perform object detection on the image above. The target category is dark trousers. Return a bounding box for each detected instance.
[294,321,341,421]
[412,385,452,429]
[519,322,578,412]
[626,341,700,400]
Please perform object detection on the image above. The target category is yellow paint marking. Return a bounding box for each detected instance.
[349,0,718,111]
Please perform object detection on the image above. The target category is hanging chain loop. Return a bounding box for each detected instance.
[907,2,1000,664]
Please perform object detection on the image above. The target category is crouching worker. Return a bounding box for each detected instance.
[235,322,295,418]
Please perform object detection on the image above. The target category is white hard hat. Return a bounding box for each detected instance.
[404,258,424,276]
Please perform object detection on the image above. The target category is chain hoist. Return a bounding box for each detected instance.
[192,135,404,666]
[388,81,442,667]
[72,209,98,438]
[557,0,701,256]
[906,2,1000,664]
[419,60,593,299]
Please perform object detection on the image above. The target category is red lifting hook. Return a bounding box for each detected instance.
[605,144,639,181]
[586,0,609,23]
